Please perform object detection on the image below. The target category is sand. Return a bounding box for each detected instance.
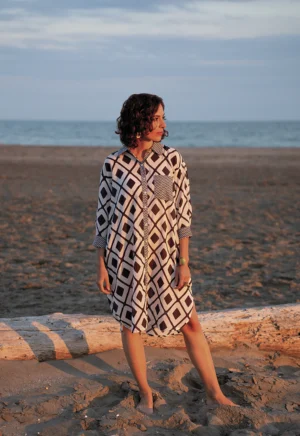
[0,145,300,435]
[0,347,299,436]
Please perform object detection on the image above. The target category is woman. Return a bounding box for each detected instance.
[93,93,237,414]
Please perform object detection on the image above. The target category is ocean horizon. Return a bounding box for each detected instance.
[1,119,300,148]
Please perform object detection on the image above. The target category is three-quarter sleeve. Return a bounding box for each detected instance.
[92,158,113,248]
[174,152,193,239]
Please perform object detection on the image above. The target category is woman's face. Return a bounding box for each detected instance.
[142,104,166,142]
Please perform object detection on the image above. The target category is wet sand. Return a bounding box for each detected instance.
[0,145,300,435]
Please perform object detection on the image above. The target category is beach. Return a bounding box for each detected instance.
[1,145,300,435]
[1,145,300,317]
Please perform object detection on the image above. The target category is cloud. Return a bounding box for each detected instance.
[0,0,300,50]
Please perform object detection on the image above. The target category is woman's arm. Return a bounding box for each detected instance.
[93,158,113,249]
[96,247,111,294]
[174,152,193,289]
[179,236,190,265]
[174,152,193,241]
[93,158,113,294]
[174,236,191,290]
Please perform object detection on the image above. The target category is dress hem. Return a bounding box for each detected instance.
[114,304,194,337]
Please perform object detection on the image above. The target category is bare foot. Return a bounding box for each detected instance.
[136,390,153,415]
[207,393,239,407]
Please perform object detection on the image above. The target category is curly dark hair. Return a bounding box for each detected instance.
[115,93,169,149]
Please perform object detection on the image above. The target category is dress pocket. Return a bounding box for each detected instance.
[154,174,174,201]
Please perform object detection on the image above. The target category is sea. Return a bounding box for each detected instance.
[0,120,300,148]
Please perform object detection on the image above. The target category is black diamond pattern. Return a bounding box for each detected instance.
[116,169,124,179]
[123,155,131,164]
[122,267,130,278]
[101,187,107,199]
[165,294,172,304]
[98,214,105,226]
[173,308,180,319]
[116,286,124,296]
[157,277,164,288]
[93,142,193,337]
[151,233,159,243]
[122,223,131,233]
[160,321,167,331]
[152,204,159,215]
[149,259,157,269]
[127,178,135,189]
[148,288,155,298]
[134,261,141,272]
[116,241,123,251]
[168,265,174,275]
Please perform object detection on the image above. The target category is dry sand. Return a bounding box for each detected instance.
[0,347,300,436]
[0,145,300,435]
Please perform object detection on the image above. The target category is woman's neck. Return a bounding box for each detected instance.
[136,139,153,151]
[130,140,154,160]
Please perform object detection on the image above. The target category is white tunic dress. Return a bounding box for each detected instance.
[93,141,193,336]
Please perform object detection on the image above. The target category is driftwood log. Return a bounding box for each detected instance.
[0,303,299,361]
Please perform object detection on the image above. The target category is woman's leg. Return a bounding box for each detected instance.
[180,305,237,406]
[121,325,153,410]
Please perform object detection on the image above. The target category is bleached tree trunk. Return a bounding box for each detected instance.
[0,303,299,361]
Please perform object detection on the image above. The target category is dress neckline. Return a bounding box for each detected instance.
[128,146,153,164]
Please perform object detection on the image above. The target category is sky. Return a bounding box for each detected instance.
[0,0,299,121]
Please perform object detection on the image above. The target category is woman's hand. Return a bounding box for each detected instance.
[174,264,191,290]
[96,264,111,295]
[96,248,111,295]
